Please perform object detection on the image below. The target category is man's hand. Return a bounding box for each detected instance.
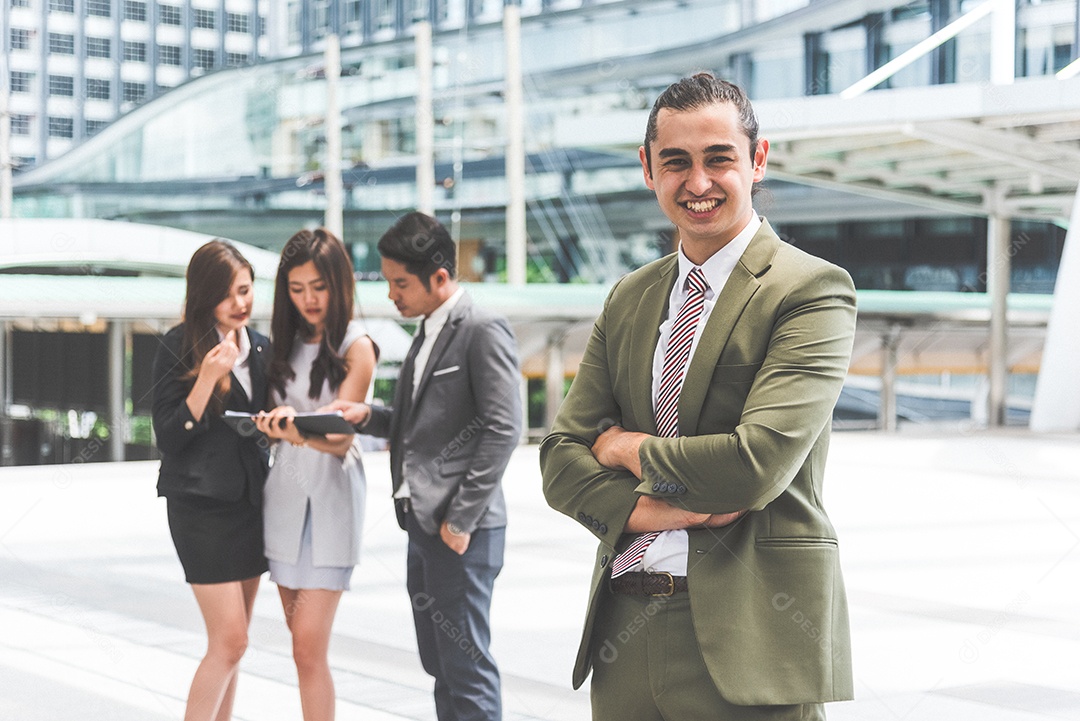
[440,521,471,555]
[624,496,749,533]
[322,399,370,427]
[591,425,646,479]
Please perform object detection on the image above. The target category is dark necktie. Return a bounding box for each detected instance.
[610,267,709,578]
[398,319,426,420]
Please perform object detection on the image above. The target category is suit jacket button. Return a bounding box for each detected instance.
[592,520,600,530]
[600,524,608,534]
[184,420,194,430]
[578,512,587,522]
[677,485,687,494]
[600,555,609,567]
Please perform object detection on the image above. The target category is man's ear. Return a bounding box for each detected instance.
[639,146,655,190]
[431,267,450,288]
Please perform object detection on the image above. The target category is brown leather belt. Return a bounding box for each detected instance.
[609,571,688,597]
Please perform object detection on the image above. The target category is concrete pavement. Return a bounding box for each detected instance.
[1,429,1078,720]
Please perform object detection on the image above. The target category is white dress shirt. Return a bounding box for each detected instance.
[637,213,761,576]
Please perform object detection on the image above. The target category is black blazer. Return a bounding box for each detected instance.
[152,324,271,503]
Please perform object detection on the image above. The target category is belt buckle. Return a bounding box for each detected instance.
[649,571,675,597]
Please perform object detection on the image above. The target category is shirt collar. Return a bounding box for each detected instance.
[675,213,761,298]
[421,286,465,334]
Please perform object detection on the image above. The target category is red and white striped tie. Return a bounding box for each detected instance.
[610,266,709,578]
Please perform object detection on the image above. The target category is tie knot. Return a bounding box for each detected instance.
[686,267,708,295]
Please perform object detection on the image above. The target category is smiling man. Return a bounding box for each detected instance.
[540,74,858,720]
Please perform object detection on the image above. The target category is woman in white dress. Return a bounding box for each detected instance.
[255,228,378,721]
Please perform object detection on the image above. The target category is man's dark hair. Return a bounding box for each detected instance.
[643,72,760,176]
[377,211,457,290]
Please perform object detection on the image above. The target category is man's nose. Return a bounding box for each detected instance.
[685,163,711,195]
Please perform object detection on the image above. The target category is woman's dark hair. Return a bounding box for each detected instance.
[268,227,356,399]
[181,240,254,415]
[377,211,456,290]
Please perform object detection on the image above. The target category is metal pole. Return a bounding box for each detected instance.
[878,324,900,432]
[1,53,13,219]
[324,34,344,239]
[0,321,8,466]
[503,3,526,286]
[107,321,126,462]
[545,329,565,434]
[415,20,435,216]
[987,213,1011,427]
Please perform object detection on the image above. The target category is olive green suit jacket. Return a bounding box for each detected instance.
[540,220,857,705]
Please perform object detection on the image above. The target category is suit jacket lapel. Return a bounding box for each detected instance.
[246,328,267,412]
[679,221,780,435]
[411,292,470,410]
[629,257,678,435]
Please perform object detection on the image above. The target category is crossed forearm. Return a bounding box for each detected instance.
[591,425,746,532]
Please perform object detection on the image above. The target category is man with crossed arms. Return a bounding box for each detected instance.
[540,74,856,720]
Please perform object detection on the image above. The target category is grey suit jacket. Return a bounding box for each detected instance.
[366,292,522,536]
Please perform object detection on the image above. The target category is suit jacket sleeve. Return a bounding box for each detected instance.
[445,316,522,533]
[636,263,856,513]
[151,328,211,456]
[540,278,639,547]
[364,404,393,439]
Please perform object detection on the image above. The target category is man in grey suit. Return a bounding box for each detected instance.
[327,211,522,721]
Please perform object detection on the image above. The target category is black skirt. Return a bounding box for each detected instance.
[166,492,268,584]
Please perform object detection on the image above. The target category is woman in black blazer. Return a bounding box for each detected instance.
[151,240,270,721]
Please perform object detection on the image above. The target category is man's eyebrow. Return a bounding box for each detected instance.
[657,147,689,158]
[704,144,738,154]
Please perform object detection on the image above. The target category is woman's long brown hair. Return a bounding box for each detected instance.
[181,240,255,415]
[268,228,356,400]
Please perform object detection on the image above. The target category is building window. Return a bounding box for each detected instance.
[122,81,146,102]
[11,114,32,136]
[122,40,146,62]
[48,74,74,96]
[85,0,111,16]
[48,116,74,138]
[345,0,362,30]
[85,78,110,99]
[85,119,109,136]
[158,3,180,25]
[48,32,75,54]
[11,28,33,51]
[10,70,33,93]
[11,0,32,8]
[227,11,248,33]
[86,36,111,58]
[159,44,181,65]
[123,0,145,21]
[48,0,74,12]
[193,8,215,29]
[193,48,215,68]
[226,52,248,66]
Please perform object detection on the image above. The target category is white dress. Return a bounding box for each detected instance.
[263,320,369,591]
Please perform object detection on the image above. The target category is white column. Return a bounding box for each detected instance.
[503,4,526,286]
[1,53,13,219]
[987,214,1011,428]
[1031,183,1080,431]
[107,321,126,462]
[990,0,1016,86]
[415,20,435,216]
[324,34,344,239]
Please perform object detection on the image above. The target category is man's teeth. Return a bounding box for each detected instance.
[686,199,718,213]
